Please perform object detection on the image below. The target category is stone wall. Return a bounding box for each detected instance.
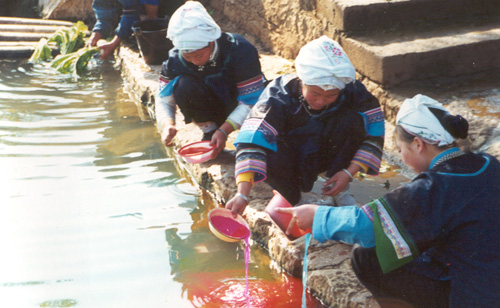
[1,0,39,17]
[208,0,337,59]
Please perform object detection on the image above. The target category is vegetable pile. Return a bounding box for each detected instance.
[29,21,99,76]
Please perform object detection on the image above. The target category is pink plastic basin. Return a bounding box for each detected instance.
[178,141,216,164]
[208,208,250,242]
[264,190,311,240]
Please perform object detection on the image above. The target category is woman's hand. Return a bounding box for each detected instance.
[161,124,177,147]
[87,31,101,47]
[225,194,249,217]
[226,182,252,217]
[321,171,350,197]
[275,204,319,235]
[210,129,227,158]
[97,37,121,60]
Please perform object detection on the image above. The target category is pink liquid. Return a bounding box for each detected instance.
[210,216,250,239]
[244,236,250,304]
[210,215,251,305]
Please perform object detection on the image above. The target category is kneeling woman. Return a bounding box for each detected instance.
[278,94,500,308]
[155,1,266,157]
[226,36,385,214]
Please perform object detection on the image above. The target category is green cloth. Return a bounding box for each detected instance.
[368,198,419,273]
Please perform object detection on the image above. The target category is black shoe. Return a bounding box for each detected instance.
[202,130,216,141]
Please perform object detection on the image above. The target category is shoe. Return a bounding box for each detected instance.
[333,183,358,207]
[202,130,216,141]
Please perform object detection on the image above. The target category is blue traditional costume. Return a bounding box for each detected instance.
[233,37,384,205]
[92,0,159,40]
[155,1,265,140]
[312,95,500,308]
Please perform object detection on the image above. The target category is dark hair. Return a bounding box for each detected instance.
[395,107,469,146]
[428,107,469,139]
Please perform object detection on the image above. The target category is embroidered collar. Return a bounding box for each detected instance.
[430,147,465,169]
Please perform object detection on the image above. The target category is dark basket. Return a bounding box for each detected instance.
[132,18,173,65]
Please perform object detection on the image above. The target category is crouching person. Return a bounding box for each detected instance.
[277,94,500,308]
[155,1,266,158]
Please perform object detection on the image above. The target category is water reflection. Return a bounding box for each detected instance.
[0,59,323,308]
[0,59,195,307]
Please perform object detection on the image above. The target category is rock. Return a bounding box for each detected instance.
[38,0,94,22]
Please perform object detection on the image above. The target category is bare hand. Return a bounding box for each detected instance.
[275,204,318,235]
[98,42,116,60]
[210,129,227,159]
[225,195,248,218]
[161,125,177,146]
[322,171,350,197]
[87,32,101,47]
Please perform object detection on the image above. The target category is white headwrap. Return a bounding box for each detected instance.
[295,36,356,90]
[396,94,454,146]
[166,1,221,52]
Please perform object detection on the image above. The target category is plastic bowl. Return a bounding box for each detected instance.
[178,141,216,164]
[208,208,250,242]
[264,190,310,240]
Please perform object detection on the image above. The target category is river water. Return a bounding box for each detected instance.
[0,59,324,308]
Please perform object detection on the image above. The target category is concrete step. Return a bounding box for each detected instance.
[0,17,73,27]
[328,0,500,35]
[342,21,500,88]
[0,31,54,41]
[0,41,58,58]
[0,24,66,33]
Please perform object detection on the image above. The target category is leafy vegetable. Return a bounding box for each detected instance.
[29,21,97,76]
[28,38,52,63]
[50,21,87,55]
[50,47,99,76]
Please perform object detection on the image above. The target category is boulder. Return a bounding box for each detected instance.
[38,0,94,22]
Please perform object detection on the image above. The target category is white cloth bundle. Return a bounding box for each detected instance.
[166,1,221,52]
[396,94,454,146]
[295,36,356,90]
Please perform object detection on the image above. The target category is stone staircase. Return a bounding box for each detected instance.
[330,0,500,88]
[0,17,72,58]
[212,0,500,89]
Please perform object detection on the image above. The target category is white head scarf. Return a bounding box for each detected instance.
[166,1,221,52]
[295,36,356,90]
[396,94,454,146]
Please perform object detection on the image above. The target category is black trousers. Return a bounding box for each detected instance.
[350,246,450,308]
[265,110,365,206]
[173,75,231,126]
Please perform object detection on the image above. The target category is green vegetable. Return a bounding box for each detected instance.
[50,47,99,76]
[28,38,52,63]
[50,21,87,55]
[29,21,97,76]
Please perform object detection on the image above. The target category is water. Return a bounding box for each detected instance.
[0,60,324,308]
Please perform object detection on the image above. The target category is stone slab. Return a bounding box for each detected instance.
[0,17,73,26]
[38,0,94,22]
[342,22,500,87]
[331,0,500,35]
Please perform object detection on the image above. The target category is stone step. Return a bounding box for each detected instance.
[0,41,58,58]
[341,21,500,87]
[0,17,73,27]
[0,24,66,33]
[327,0,500,35]
[0,31,53,41]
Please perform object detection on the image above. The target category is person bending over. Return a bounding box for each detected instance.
[277,94,500,308]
